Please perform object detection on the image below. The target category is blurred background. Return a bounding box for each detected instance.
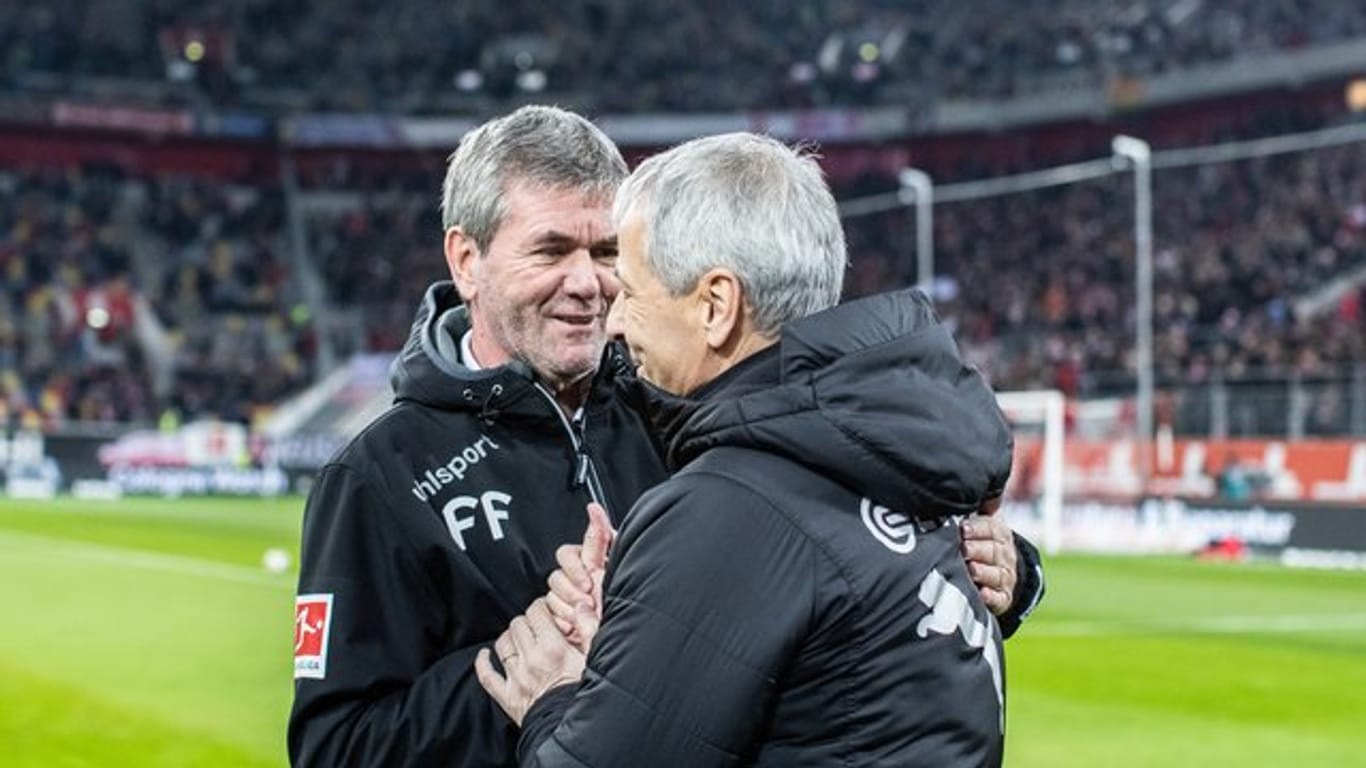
[1,1,1364,766]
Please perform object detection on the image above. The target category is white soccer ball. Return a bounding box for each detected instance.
[262,548,292,574]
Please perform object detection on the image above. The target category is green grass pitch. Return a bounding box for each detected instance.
[2,496,1364,766]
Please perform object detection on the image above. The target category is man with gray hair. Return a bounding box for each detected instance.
[289,105,669,768]
[291,107,1037,767]
[478,133,1012,766]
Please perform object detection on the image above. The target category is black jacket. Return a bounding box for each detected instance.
[288,282,667,767]
[519,289,1014,767]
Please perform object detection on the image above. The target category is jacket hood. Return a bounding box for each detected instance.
[627,288,1013,516]
[390,281,631,420]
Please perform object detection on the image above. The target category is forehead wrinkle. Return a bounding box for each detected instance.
[522,220,615,247]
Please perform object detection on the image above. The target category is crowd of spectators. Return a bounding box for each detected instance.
[941,0,1366,99]
[0,166,312,429]
[3,0,1365,430]
[294,132,1365,407]
[0,165,150,428]
[842,142,1366,407]
[4,0,1365,113]
[140,175,313,422]
[305,198,435,355]
[3,133,1363,432]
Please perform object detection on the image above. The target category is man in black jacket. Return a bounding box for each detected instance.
[291,107,1040,767]
[479,133,1015,766]
[288,106,669,767]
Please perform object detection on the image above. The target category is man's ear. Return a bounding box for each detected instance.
[697,268,745,351]
[445,227,480,302]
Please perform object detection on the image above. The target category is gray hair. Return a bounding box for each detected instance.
[612,133,846,335]
[440,105,627,251]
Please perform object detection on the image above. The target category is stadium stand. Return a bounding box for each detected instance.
[0,166,312,428]
[0,0,1363,440]
[844,142,1366,398]
[4,0,1366,112]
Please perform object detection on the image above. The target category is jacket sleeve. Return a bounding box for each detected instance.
[998,532,1045,639]
[288,463,515,768]
[517,476,817,767]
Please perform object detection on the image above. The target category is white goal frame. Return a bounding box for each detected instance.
[995,390,1065,555]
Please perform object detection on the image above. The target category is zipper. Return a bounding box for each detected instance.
[533,382,611,516]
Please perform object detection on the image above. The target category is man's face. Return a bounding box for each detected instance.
[450,181,618,388]
[606,214,711,395]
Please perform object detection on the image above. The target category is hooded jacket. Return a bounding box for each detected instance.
[288,282,666,768]
[518,288,1014,767]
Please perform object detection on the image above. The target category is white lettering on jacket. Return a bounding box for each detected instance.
[411,434,501,502]
[917,568,1004,733]
[442,491,512,550]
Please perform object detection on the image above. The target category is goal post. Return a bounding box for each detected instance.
[995,390,1065,555]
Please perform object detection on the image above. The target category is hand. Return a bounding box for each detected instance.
[961,496,1018,616]
[545,503,615,652]
[475,599,586,726]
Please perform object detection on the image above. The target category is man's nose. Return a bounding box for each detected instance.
[562,249,604,299]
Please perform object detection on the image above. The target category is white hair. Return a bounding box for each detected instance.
[440,105,627,251]
[612,132,847,334]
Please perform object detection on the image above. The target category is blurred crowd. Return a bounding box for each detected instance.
[4,0,1365,113]
[4,132,1363,429]
[843,143,1366,406]
[305,199,435,355]
[0,166,312,429]
[2,0,1365,430]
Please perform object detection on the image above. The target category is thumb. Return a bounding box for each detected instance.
[581,503,616,570]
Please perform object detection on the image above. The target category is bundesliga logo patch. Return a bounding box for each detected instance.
[294,593,333,679]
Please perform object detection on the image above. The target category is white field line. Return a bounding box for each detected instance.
[6,528,1360,633]
[0,529,291,588]
[1031,613,1366,637]
[21,500,301,532]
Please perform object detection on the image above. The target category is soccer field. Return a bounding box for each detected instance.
[1,497,1364,767]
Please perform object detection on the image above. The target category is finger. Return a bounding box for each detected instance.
[526,598,561,638]
[509,615,537,653]
[961,515,992,541]
[582,502,615,571]
[494,632,516,662]
[549,568,592,610]
[961,511,1005,541]
[573,602,600,648]
[556,544,592,591]
[979,586,1011,616]
[553,615,575,638]
[589,568,606,617]
[996,531,1019,569]
[474,648,507,698]
[546,590,579,622]
[968,561,1005,590]
[963,539,1001,568]
[973,519,1017,569]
